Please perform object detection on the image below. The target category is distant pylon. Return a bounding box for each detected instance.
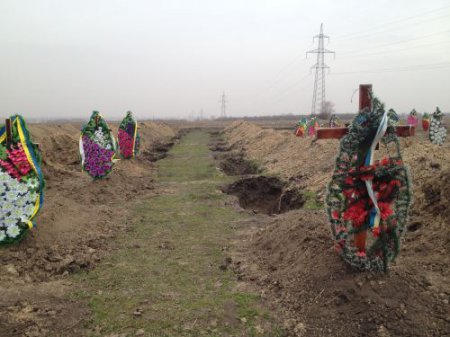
[220,92,227,118]
[306,23,335,116]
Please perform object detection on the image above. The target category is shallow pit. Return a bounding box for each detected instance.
[222,176,305,215]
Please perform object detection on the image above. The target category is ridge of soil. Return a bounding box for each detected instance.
[0,121,178,336]
[224,120,450,337]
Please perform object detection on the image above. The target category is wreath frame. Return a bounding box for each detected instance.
[0,115,45,245]
[80,111,117,179]
[325,103,412,272]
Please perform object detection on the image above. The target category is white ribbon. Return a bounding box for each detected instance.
[79,135,85,167]
[364,109,389,228]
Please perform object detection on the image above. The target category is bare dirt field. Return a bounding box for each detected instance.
[222,120,449,337]
[1,119,448,337]
[0,121,177,336]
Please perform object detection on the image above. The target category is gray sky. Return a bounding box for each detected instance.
[0,0,449,120]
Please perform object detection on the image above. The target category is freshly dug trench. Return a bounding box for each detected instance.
[223,176,305,214]
[143,140,175,162]
[219,153,262,176]
[209,141,229,152]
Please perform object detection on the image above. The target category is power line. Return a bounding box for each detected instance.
[306,23,335,116]
[331,62,450,75]
[334,5,450,41]
[339,29,450,56]
[339,40,450,59]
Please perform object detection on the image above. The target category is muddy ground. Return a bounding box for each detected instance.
[0,121,177,337]
[220,121,450,337]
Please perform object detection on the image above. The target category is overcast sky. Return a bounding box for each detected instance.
[0,0,449,120]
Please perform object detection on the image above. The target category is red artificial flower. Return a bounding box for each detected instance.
[345,175,354,185]
[356,251,366,258]
[372,226,380,237]
[378,202,393,220]
[390,180,401,188]
[343,200,369,227]
[380,157,390,166]
[361,173,374,181]
[332,210,340,220]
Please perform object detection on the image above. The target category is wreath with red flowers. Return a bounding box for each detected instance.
[326,99,412,272]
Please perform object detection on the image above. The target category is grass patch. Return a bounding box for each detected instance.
[303,190,324,210]
[70,130,282,337]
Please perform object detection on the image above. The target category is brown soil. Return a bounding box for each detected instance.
[225,120,450,337]
[223,176,305,215]
[231,209,449,337]
[219,153,262,176]
[0,121,177,336]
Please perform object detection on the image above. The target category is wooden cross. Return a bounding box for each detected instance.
[318,84,415,253]
[316,84,416,140]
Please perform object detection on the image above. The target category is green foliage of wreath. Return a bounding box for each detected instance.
[0,115,45,246]
[80,111,117,179]
[325,99,412,272]
[429,107,447,145]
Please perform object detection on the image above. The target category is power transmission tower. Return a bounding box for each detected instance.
[220,92,227,118]
[306,23,335,116]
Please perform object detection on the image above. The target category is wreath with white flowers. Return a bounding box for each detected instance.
[118,111,140,159]
[326,98,412,272]
[329,114,341,128]
[80,111,117,179]
[429,107,447,146]
[0,115,44,245]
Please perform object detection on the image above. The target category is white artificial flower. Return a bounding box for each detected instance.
[24,204,35,217]
[10,207,24,219]
[26,178,39,189]
[0,230,6,242]
[6,224,21,238]
[27,192,38,203]
[5,190,18,202]
[4,217,17,227]
[2,201,14,213]
[16,183,28,195]
[15,197,27,207]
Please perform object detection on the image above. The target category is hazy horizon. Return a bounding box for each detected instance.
[1,0,449,121]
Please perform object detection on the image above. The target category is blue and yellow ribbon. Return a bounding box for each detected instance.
[15,115,44,228]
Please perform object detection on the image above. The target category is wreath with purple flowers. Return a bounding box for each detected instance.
[80,111,117,179]
[118,111,140,159]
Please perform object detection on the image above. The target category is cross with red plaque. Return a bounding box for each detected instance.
[319,84,415,254]
[316,84,416,140]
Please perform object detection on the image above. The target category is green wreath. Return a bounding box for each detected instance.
[429,107,447,145]
[80,111,117,179]
[0,115,45,245]
[325,98,412,272]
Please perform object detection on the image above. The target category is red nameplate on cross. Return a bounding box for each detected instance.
[316,84,415,140]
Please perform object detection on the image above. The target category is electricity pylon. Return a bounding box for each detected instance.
[220,92,227,118]
[306,23,335,116]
